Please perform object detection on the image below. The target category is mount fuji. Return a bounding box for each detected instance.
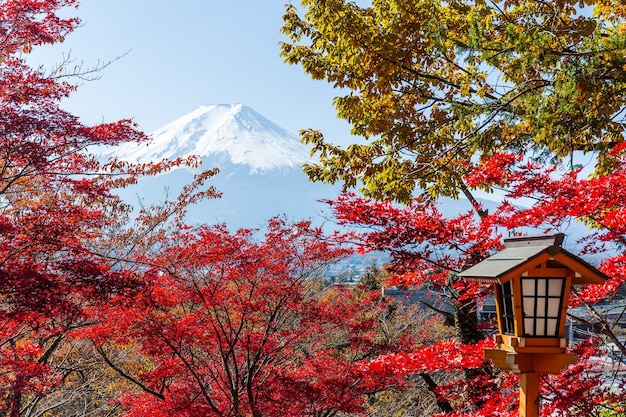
[103,103,343,230]
[112,103,314,174]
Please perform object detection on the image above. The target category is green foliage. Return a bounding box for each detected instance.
[282,0,626,202]
[597,403,626,416]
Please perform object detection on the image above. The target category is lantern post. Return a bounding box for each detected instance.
[459,234,608,417]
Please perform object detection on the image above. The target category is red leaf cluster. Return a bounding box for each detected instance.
[81,219,407,417]
[0,1,215,412]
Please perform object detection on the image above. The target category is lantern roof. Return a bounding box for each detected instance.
[459,233,608,285]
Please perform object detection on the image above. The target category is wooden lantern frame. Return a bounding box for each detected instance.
[459,233,608,417]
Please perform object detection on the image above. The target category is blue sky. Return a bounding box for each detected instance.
[30,0,353,143]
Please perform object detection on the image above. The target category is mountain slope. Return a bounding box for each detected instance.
[110,103,313,173]
[106,104,341,229]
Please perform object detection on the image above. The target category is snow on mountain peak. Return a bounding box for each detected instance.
[112,103,314,173]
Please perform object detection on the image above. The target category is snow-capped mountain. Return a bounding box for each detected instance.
[105,104,342,230]
[110,103,313,173]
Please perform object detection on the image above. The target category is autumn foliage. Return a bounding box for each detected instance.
[281,0,626,414]
[6,0,626,416]
[82,219,413,417]
[0,0,218,414]
[324,183,626,415]
[0,4,419,416]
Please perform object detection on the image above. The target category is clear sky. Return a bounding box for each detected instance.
[29,0,353,143]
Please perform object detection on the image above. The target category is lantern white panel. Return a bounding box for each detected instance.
[524,318,534,335]
[547,298,560,317]
[547,319,558,336]
[536,298,546,316]
[537,280,547,296]
[522,279,536,296]
[523,297,535,316]
[548,279,563,297]
[535,318,546,336]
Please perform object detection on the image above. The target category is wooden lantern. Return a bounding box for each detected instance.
[459,233,608,417]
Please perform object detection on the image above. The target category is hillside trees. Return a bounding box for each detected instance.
[281,0,626,415]
[0,1,458,415]
[82,218,415,417]
[327,191,626,415]
[0,0,219,414]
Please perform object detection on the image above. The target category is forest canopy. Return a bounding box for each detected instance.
[281,0,626,202]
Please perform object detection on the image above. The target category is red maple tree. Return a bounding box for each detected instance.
[5,1,626,416]
[83,218,409,417]
[324,149,626,415]
[0,1,218,414]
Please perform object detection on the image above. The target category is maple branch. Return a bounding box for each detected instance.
[420,301,455,326]
[159,334,225,414]
[458,177,488,219]
[207,305,247,411]
[418,373,454,412]
[37,333,65,366]
[95,345,166,401]
[43,49,132,82]
[394,250,460,274]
